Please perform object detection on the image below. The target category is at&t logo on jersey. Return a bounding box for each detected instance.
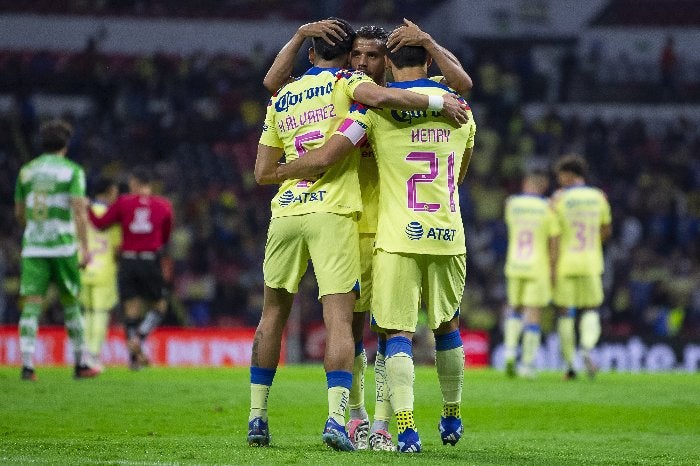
[405,221,457,241]
[405,221,424,240]
[278,189,327,207]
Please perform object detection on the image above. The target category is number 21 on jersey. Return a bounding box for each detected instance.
[406,151,456,213]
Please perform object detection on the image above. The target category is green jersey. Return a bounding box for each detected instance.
[339,78,476,255]
[504,194,560,278]
[14,153,86,257]
[552,185,611,276]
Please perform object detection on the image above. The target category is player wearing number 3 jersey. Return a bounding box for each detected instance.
[551,154,612,380]
[274,42,476,453]
[502,171,560,378]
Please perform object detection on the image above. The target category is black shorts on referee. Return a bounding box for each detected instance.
[118,251,165,302]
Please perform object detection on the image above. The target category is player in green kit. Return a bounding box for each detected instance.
[551,154,612,380]
[251,17,469,451]
[263,18,473,451]
[272,42,476,453]
[14,119,100,380]
[503,170,560,378]
[80,177,121,371]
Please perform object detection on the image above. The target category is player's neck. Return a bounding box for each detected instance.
[391,67,427,82]
[314,58,346,69]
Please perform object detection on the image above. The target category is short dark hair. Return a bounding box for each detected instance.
[388,45,428,69]
[130,166,154,184]
[554,154,588,178]
[356,25,388,45]
[312,17,356,60]
[39,119,72,152]
[90,176,117,197]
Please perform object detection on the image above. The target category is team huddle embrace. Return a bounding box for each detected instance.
[250,16,475,453]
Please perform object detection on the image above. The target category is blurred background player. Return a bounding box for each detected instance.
[261,18,472,451]
[89,166,173,370]
[274,38,476,453]
[14,119,100,380]
[551,154,612,380]
[503,170,560,378]
[80,176,121,371]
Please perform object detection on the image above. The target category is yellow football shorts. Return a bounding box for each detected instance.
[79,282,119,313]
[354,233,375,313]
[553,274,603,309]
[263,212,360,298]
[371,249,465,333]
[506,275,551,308]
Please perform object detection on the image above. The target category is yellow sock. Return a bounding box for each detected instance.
[435,346,464,404]
[386,353,414,414]
[504,314,523,361]
[396,410,416,434]
[349,349,367,411]
[558,316,576,367]
[579,310,601,353]
[328,386,349,425]
[249,383,270,421]
[373,351,392,423]
[521,325,541,367]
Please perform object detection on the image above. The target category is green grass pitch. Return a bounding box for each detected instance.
[0,365,698,465]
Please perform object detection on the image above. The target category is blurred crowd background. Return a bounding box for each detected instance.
[1,0,699,354]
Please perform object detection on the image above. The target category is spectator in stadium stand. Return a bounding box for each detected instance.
[89,166,173,370]
[14,119,100,381]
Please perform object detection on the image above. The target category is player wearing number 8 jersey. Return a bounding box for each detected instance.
[551,154,611,380]
[503,171,560,378]
[252,17,469,451]
[273,42,476,453]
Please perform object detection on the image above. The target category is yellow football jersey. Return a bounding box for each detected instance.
[552,185,611,276]
[81,202,121,286]
[259,67,375,219]
[339,79,476,255]
[504,194,560,278]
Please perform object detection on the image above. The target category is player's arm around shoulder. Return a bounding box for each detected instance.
[276,131,358,182]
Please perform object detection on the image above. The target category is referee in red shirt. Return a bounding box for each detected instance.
[89,167,173,370]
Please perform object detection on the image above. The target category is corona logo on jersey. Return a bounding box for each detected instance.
[405,221,457,242]
[278,189,327,206]
[274,83,334,113]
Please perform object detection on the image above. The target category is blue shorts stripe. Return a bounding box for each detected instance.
[386,336,413,358]
[435,329,463,351]
[567,307,577,318]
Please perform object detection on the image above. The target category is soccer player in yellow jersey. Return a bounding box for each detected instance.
[272,42,476,453]
[551,154,612,380]
[80,177,120,372]
[263,18,473,451]
[503,170,560,378]
[251,17,469,451]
